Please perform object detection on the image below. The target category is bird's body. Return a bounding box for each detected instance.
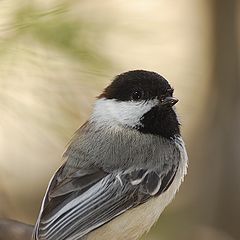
[83,136,187,240]
[33,70,188,240]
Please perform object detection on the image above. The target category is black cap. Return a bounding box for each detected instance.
[99,70,174,102]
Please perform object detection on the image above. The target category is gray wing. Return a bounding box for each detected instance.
[33,164,178,240]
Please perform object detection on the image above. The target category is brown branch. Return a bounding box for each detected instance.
[0,219,33,240]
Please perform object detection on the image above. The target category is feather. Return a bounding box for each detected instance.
[34,164,178,240]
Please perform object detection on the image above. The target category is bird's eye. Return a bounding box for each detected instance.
[131,90,143,101]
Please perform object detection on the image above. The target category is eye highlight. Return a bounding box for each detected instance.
[131,90,143,101]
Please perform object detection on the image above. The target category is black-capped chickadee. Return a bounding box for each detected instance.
[33,70,188,240]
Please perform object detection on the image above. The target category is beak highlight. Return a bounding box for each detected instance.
[160,97,179,107]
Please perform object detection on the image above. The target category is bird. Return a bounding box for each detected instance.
[32,70,188,240]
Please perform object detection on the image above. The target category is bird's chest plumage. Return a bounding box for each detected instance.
[69,125,181,172]
[85,146,188,240]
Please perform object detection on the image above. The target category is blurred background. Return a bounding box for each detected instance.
[0,0,239,239]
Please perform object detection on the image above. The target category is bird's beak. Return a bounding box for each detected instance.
[160,97,179,107]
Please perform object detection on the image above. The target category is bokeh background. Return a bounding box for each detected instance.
[0,0,239,239]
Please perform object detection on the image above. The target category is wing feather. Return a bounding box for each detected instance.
[34,164,178,240]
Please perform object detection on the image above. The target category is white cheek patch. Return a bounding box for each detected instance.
[91,98,159,128]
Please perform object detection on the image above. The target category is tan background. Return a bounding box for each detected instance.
[0,0,239,239]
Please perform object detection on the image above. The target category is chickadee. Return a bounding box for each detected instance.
[33,70,188,240]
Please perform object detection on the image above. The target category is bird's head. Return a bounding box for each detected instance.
[92,70,180,139]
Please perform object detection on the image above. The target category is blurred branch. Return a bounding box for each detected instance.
[194,0,240,239]
[212,0,240,237]
[1,1,110,70]
[0,219,33,240]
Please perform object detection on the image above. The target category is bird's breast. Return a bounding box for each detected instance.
[85,150,188,240]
